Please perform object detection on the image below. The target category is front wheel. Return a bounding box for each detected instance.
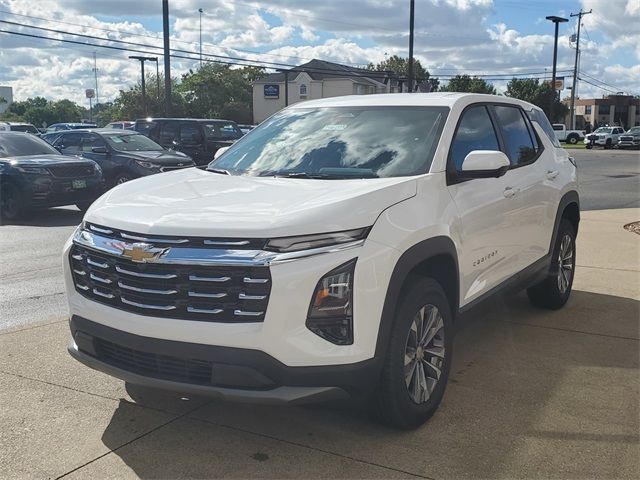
[527,219,576,309]
[1,183,29,221]
[113,173,132,186]
[375,278,453,429]
[604,139,612,149]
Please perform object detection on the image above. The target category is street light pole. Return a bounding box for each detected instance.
[198,8,203,68]
[162,0,171,116]
[545,15,568,122]
[129,56,157,116]
[408,0,415,92]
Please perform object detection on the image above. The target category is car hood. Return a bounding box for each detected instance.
[5,154,94,165]
[87,167,417,238]
[120,150,194,165]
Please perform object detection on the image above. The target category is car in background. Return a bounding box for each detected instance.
[105,121,135,130]
[45,123,98,133]
[134,118,244,165]
[45,129,195,187]
[584,126,625,149]
[0,122,40,134]
[237,124,256,135]
[617,126,640,149]
[552,124,585,144]
[0,132,103,219]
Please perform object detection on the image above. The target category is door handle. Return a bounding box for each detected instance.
[503,187,517,198]
[546,170,559,180]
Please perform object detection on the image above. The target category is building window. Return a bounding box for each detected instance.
[585,105,592,114]
[299,84,307,97]
[599,104,610,115]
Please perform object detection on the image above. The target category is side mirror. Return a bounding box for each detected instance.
[460,150,510,179]
[91,146,108,154]
[214,146,229,159]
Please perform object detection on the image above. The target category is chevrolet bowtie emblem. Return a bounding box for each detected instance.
[117,242,169,263]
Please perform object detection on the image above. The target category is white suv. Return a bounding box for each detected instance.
[64,93,579,429]
[584,126,625,149]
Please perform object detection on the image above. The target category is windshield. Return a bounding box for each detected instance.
[0,133,60,157]
[627,127,640,134]
[210,106,449,178]
[104,133,164,152]
[10,124,39,134]
[203,122,243,140]
[594,127,612,134]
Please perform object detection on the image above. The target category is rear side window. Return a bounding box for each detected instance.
[494,105,538,166]
[527,109,561,148]
[159,122,178,144]
[179,123,203,144]
[450,105,500,171]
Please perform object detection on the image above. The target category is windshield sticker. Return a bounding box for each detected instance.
[110,137,125,143]
[323,124,347,131]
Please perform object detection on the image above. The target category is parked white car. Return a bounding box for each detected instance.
[64,93,579,429]
[552,124,585,144]
[584,126,625,149]
[617,126,640,149]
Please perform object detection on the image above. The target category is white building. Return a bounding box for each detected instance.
[0,86,13,114]
[252,59,396,124]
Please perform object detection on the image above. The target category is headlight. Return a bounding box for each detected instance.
[265,228,369,253]
[93,163,102,174]
[306,259,356,345]
[14,165,51,175]
[135,160,158,169]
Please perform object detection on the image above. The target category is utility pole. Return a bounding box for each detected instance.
[92,52,100,106]
[129,56,157,116]
[569,9,592,129]
[162,0,171,116]
[408,0,415,92]
[198,8,203,68]
[546,16,568,122]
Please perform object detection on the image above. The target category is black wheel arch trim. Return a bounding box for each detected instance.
[549,190,580,255]
[374,236,459,361]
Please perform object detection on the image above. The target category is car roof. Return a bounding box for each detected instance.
[136,118,235,123]
[289,92,537,110]
[56,128,139,135]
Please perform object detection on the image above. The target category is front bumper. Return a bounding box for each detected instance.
[28,176,104,207]
[69,315,379,403]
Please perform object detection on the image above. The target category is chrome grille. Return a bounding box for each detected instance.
[84,222,267,250]
[70,245,271,322]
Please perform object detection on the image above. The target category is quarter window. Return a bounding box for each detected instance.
[450,105,500,172]
[493,105,537,166]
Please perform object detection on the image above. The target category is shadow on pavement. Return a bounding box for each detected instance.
[0,206,83,227]
[100,289,640,479]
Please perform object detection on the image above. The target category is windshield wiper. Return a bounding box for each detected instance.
[206,168,230,175]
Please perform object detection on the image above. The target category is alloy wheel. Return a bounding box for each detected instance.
[404,304,446,404]
[557,234,574,294]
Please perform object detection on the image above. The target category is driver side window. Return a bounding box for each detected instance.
[56,133,82,153]
[450,105,500,172]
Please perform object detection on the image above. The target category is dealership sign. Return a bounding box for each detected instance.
[264,84,280,98]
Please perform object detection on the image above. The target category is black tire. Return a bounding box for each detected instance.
[375,277,453,429]
[113,173,132,187]
[75,201,93,212]
[527,219,576,310]
[604,139,612,149]
[567,134,578,145]
[1,183,29,220]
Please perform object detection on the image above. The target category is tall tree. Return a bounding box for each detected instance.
[367,55,439,92]
[505,78,568,123]
[440,75,496,95]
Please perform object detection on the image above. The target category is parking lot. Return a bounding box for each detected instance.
[1,149,639,478]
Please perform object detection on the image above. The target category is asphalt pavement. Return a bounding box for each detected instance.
[0,148,638,332]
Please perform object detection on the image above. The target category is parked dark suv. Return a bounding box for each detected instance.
[0,132,103,219]
[134,118,244,165]
[42,129,195,187]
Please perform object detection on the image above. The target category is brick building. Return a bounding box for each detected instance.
[564,94,640,130]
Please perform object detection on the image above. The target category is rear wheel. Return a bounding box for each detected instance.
[1,183,29,220]
[375,278,453,429]
[567,134,578,145]
[527,219,576,309]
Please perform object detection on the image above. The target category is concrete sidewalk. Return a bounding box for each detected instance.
[1,209,638,479]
